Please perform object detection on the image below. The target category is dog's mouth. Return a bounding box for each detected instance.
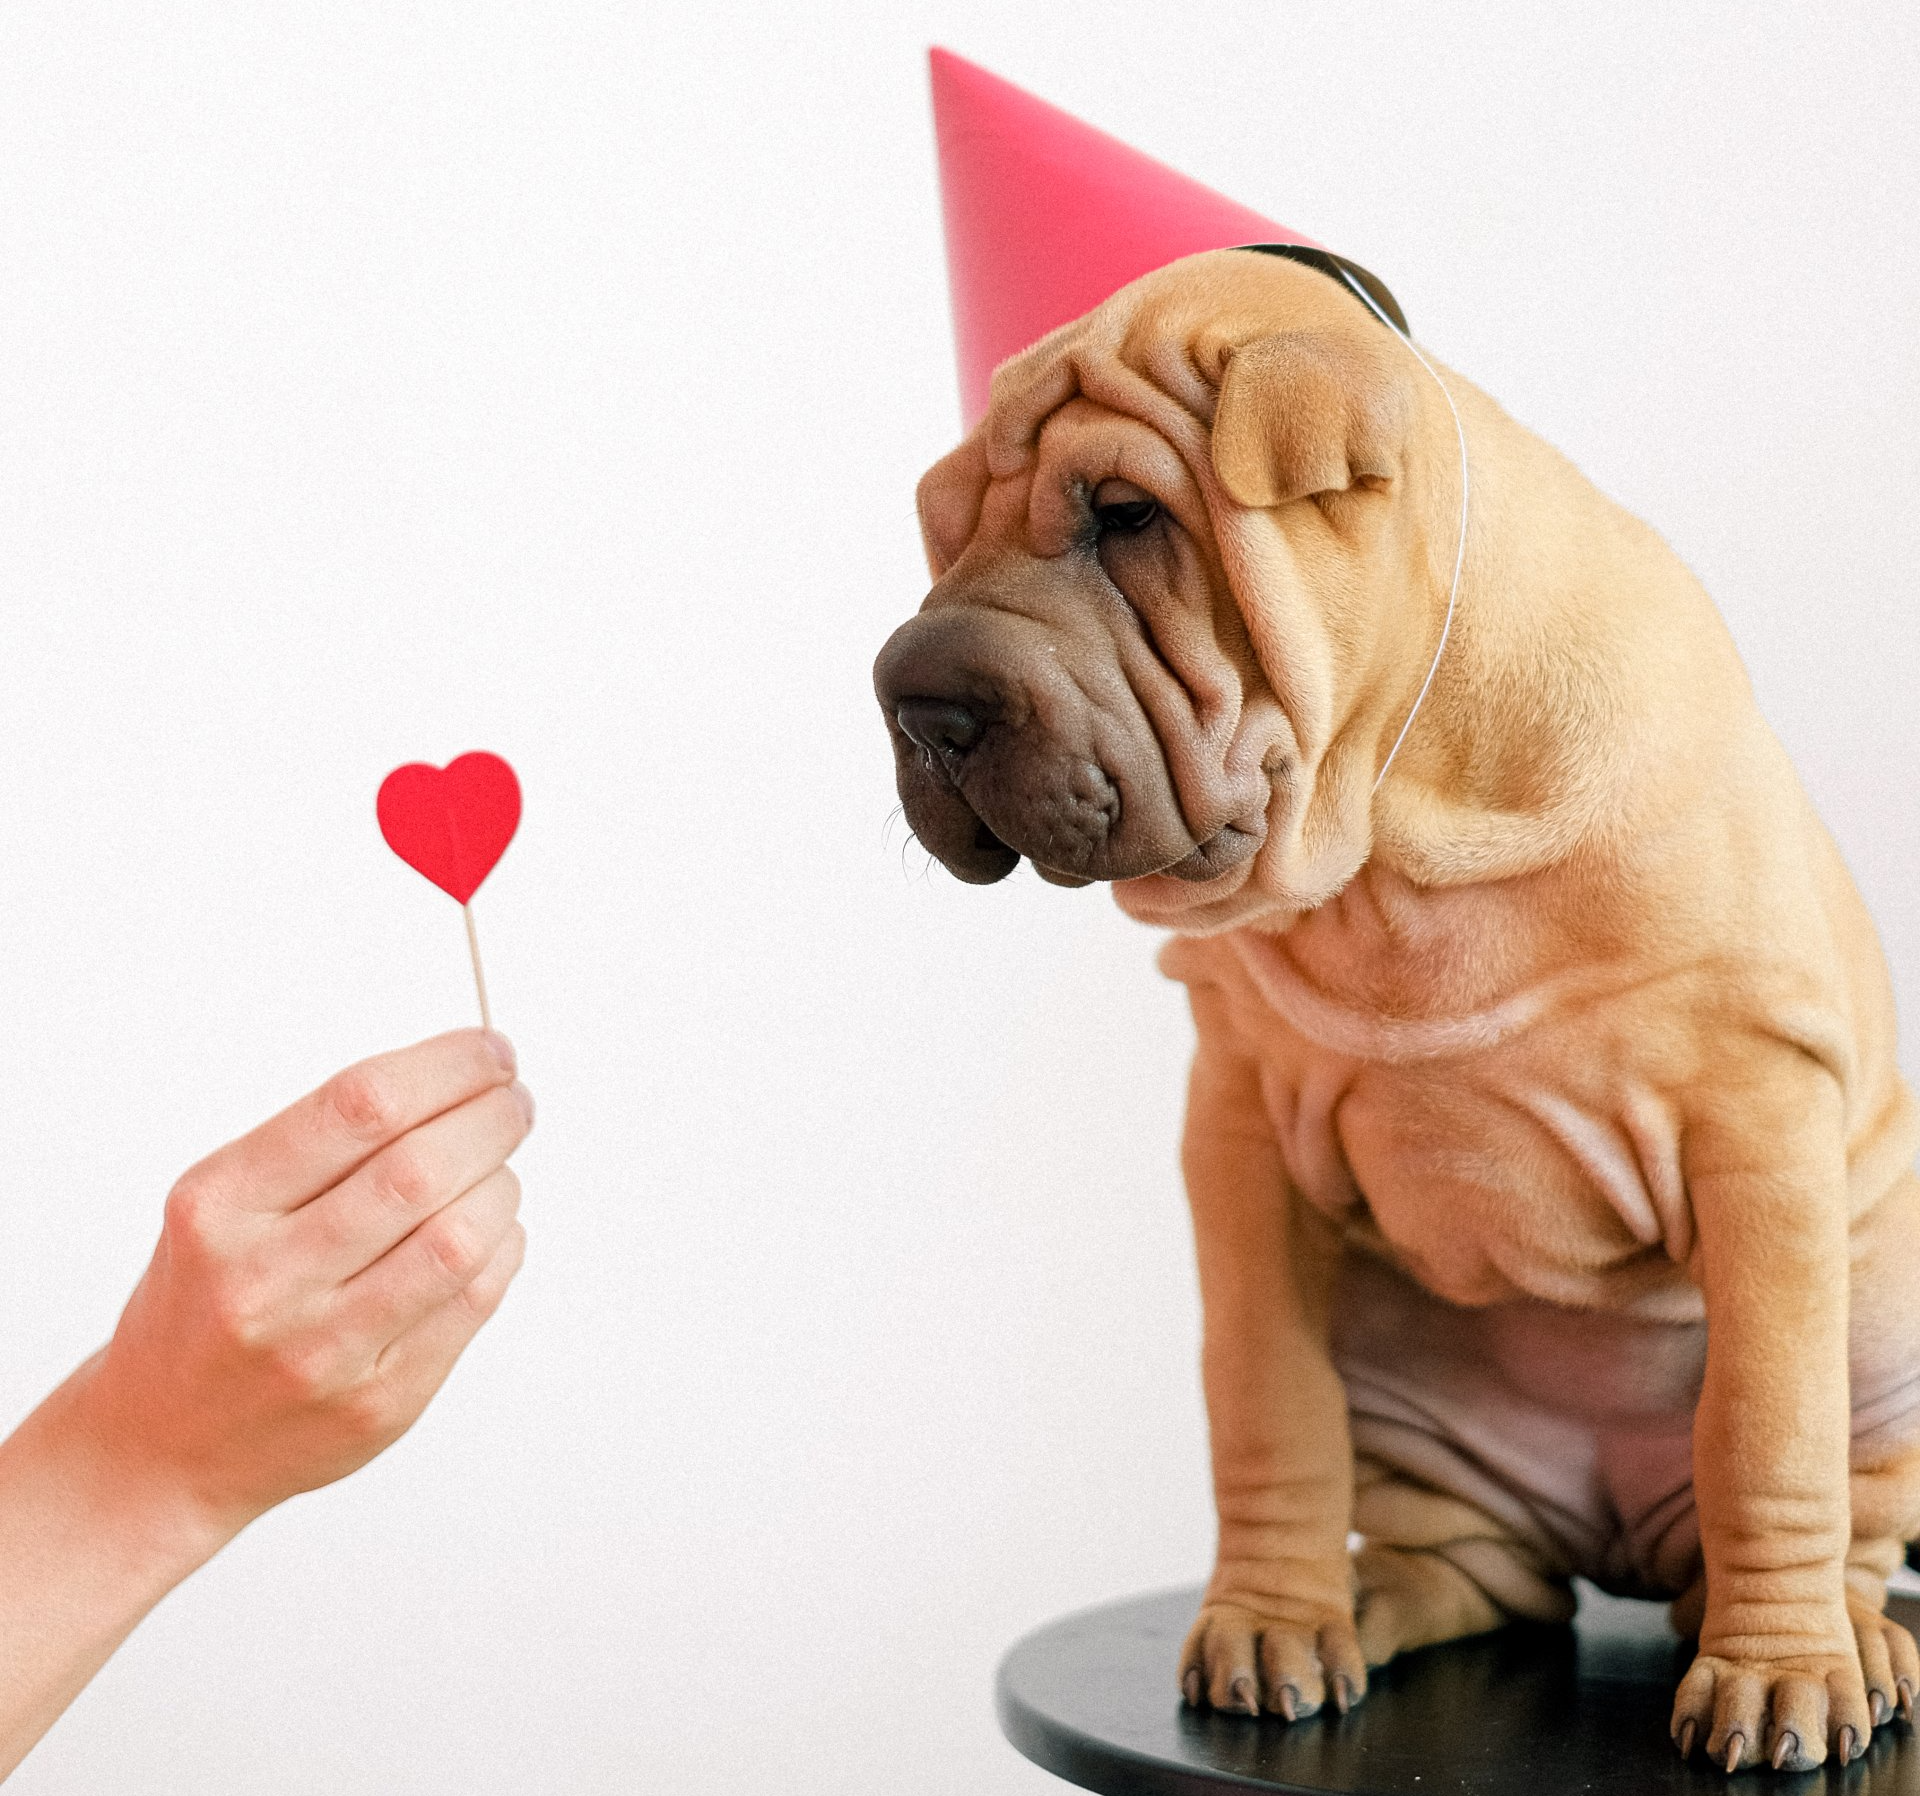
[1026,833,1096,889]
[962,813,1029,884]
[875,608,1268,891]
[905,747,1262,891]
[1156,821,1266,884]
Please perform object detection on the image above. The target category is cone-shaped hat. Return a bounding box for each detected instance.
[929,49,1402,429]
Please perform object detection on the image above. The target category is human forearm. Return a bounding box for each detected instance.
[0,1356,231,1781]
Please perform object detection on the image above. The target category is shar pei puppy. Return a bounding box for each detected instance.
[872,249,1920,1773]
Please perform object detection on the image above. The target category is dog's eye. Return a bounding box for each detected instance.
[1090,479,1160,536]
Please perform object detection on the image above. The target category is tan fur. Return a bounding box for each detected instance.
[913,251,1920,1771]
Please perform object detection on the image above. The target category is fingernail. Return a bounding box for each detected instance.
[1722,1731,1743,1773]
[1676,1719,1696,1759]
[485,1031,516,1073]
[1182,1670,1201,1708]
[1839,1725,1859,1763]
[1872,1690,1888,1727]
[511,1080,535,1126]
[1228,1674,1257,1715]
[1770,1731,1798,1770]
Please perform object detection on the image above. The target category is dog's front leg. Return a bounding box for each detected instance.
[1671,1045,1868,1773]
[1176,988,1363,1720]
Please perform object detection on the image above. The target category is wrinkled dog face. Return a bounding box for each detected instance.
[873,250,1446,935]
[876,452,1264,893]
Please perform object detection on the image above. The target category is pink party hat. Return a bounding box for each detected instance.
[928,49,1402,428]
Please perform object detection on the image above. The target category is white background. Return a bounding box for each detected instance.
[0,3,1915,1790]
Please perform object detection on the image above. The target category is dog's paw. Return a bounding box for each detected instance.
[1848,1598,1920,1728]
[1178,1599,1366,1721]
[1670,1648,1871,1773]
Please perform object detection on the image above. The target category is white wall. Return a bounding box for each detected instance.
[0,4,1913,1790]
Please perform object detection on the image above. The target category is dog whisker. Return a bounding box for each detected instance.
[899,826,937,886]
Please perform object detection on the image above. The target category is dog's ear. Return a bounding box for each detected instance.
[1210,329,1413,510]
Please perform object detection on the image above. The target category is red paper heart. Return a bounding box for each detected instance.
[377,752,521,904]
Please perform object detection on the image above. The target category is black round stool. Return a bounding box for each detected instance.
[997,1584,1920,1793]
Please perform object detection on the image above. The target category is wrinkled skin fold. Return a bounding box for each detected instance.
[873,250,1920,1774]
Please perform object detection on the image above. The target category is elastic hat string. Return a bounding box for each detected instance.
[1324,262,1471,795]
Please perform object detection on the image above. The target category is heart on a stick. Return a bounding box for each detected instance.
[377,752,521,904]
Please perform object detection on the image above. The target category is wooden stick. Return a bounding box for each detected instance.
[463,902,493,1031]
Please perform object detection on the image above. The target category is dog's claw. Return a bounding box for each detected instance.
[1182,1670,1201,1708]
[1722,1731,1744,1773]
[1899,1678,1915,1722]
[1332,1675,1356,1715]
[1275,1686,1298,1723]
[1228,1674,1258,1716]
[1676,1719,1696,1759]
[1839,1725,1860,1763]
[1872,1691,1889,1727]
[1770,1731,1798,1771]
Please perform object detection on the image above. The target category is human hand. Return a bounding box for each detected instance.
[69,1028,532,1556]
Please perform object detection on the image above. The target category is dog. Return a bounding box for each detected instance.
[873,249,1920,1773]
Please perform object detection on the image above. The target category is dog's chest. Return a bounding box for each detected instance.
[1217,926,1703,1318]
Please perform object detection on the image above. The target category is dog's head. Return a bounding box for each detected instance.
[874,249,1461,935]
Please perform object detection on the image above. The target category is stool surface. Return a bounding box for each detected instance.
[997,1583,1920,1794]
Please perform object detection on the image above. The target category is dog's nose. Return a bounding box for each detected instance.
[895,697,986,760]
